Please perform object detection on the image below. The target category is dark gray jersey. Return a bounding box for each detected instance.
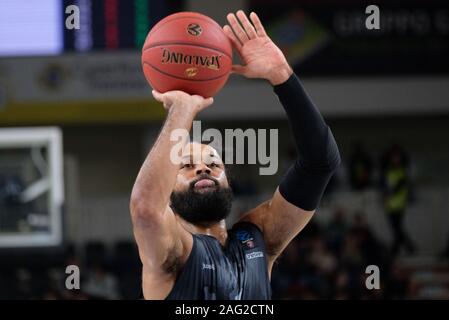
[165,222,272,300]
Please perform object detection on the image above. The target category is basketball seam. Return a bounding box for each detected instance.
[142,62,229,82]
[149,14,223,36]
[142,42,232,60]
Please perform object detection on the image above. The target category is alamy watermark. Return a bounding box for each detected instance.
[170,120,279,176]
[65,265,80,290]
[365,265,380,290]
[65,5,80,30]
[365,5,380,30]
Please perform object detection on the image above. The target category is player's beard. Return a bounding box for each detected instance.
[170,175,233,225]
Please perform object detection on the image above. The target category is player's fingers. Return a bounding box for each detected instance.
[227,13,249,44]
[236,10,257,39]
[194,97,214,110]
[152,90,164,102]
[223,25,243,53]
[192,95,213,106]
[249,12,267,37]
[203,97,214,107]
[153,90,174,109]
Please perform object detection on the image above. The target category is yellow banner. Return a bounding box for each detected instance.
[0,99,165,125]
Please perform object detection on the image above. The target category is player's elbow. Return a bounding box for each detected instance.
[279,141,340,211]
[322,126,341,172]
[302,130,341,174]
[327,145,341,173]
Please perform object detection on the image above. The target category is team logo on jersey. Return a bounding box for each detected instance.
[236,230,256,249]
[202,263,215,270]
[245,251,264,260]
[246,240,255,249]
[236,230,251,241]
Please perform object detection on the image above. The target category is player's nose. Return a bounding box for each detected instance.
[195,163,211,175]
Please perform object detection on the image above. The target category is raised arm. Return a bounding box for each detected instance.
[224,11,340,270]
[241,72,341,269]
[130,91,213,276]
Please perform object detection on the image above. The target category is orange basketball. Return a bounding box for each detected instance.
[141,12,233,98]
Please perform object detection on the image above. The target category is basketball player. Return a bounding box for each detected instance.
[130,11,341,299]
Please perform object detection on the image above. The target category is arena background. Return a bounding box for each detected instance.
[1,0,449,300]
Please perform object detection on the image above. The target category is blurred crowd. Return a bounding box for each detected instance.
[0,209,415,300]
[271,210,411,299]
[347,142,416,256]
[0,241,141,300]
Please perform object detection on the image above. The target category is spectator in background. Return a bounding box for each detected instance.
[83,263,120,300]
[333,269,353,299]
[307,237,337,297]
[326,208,347,255]
[440,236,449,260]
[265,213,408,299]
[348,142,373,191]
[385,261,411,299]
[350,212,385,266]
[380,144,416,256]
[270,237,303,299]
[340,230,364,271]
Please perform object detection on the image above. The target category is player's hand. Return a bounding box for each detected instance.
[152,90,214,114]
[223,10,293,85]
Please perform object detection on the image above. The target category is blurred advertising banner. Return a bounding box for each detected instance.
[0,53,164,125]
[1,51,449,125]
[250,0,449,75]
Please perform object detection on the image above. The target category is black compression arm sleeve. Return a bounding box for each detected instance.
[274,73,341,211]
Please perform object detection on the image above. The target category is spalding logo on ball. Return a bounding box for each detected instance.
[141,12,233,98]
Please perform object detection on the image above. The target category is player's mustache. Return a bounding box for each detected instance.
[190,174,219,189]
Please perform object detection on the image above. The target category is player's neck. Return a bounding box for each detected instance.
[180,219,228,246]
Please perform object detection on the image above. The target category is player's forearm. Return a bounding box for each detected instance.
[130,106,195,218]
[275,72,335,165]
[274,72,341,211]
